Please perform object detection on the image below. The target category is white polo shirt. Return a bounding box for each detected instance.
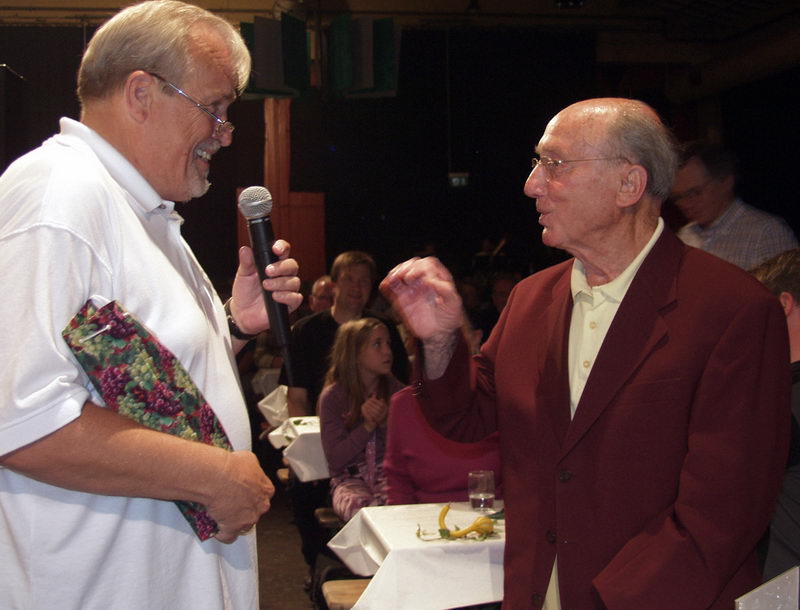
[0,118,257,609]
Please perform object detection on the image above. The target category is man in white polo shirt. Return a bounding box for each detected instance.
[0,2,301,608]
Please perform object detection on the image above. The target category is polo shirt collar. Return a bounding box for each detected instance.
[58,117,175,216]
[571,217,664,303]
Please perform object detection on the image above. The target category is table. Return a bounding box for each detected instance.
[267,416,330,482]
[328,502,505,609]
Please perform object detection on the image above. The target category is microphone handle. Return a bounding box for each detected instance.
[246,216,295,386]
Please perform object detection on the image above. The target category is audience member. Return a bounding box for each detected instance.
[252,273,333,376]
[384,383,501,505]
[253,327,285,372]
[671,141,797,269]
[457,276,487,331]
[281,250,408,418]
[381,97,790,608]
[319,318,404,521]
[476,272,520,344]
[751,248,800,581]
[0,2,302,607]
[308,274,334,313]
[279,250,409,574]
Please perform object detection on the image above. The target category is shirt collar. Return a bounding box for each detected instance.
[571,217,664,303]
[684,198,742,236]
[58,117,175,216]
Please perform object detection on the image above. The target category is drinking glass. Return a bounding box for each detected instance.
[468,470,495,511]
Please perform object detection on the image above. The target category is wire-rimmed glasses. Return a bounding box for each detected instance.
[531,154,628,180]
[148,72,235,136]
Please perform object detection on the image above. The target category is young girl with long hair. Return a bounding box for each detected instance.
[319,317,405,522]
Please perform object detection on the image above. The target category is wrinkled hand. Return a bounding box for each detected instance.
[380,257,463,341]
[362,395,389,431]
[230,240,303,336]
[206,451,275,543]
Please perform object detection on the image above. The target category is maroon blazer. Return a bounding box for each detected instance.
[418,229,790,609]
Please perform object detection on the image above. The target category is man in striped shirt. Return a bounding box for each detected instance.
[672,141,797,270]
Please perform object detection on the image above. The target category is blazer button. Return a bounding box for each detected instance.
[559,470,573,482]
[546,529,557,544]
[531,593,544,607]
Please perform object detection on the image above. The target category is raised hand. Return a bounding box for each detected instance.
[379,257,463,341]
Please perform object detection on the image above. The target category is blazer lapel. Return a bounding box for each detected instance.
[560,229,683,456]
[538,269,573,447]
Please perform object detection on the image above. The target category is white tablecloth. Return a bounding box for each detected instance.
[267,416,330,482]
[328,502,505,609]
[251,367,281,397]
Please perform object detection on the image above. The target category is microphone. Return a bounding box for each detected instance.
[237,186,294,386]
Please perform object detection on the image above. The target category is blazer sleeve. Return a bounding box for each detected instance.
[414,331,500,443]
[593,294,791,608]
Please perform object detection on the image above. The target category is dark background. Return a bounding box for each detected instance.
[2,24,798,290]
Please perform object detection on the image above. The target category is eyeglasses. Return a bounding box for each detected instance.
[671,180,712,203]
[148,72,235,136]
[531,154,628,180]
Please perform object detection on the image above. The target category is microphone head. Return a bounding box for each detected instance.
[238,186,273,219]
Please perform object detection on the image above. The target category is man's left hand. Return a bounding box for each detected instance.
[229,240,302,336]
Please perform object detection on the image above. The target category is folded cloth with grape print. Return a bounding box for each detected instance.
[62,299,232,541]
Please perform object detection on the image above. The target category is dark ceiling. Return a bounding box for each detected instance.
[0,1,797,43]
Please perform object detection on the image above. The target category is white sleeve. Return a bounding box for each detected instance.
[0,225,112,456]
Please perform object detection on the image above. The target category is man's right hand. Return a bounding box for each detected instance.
[205,450,275,544]
[380,257,463,341]
[380,257,464,379]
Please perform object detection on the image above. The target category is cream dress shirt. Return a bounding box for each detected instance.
[544,218,665,609]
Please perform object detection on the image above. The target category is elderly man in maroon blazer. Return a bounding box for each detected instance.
[381,98,790,609]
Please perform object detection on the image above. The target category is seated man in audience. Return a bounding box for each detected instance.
[671,141,797,269]
[476,272,520,344]
[252,273,333,374]
[308,274,334,313]
[751,248,800,581]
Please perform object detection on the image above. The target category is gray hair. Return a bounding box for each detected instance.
[77,0,250,104]
[606,100,678,201]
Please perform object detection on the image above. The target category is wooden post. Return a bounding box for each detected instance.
[238,97,326,284]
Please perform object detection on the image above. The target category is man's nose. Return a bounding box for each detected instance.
[524,166,547,199]
[215,126,234,147]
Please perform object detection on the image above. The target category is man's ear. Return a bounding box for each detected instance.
[779,291,796,318]
[617,164,647,208]
[123,70,156,124]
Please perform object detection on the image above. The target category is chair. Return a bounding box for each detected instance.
[321,578,371,610]
[276,467,290,487]
[314,506,344,530]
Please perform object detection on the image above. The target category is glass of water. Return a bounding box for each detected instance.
[468,470,495,511]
